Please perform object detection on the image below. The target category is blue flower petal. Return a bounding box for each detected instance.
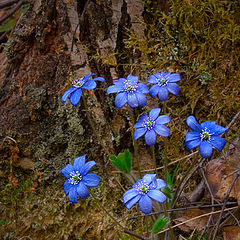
[115,92,128,108]
[158,86,168,101]
[125,195,141,209]
[128,93,139,108]
[93,77,104,82]
[82,80,97,89]
[139,195,152,214]
[155,115,171,125]
[68,186,77,203]
[211,124,228,135]
[201,121,216,130]
[123,188,139,203]
[80,161,96,176]
[133,113,148,128]
[127,74,138,83]
[77,182,89,199]
[211,135,226,151]
[167,83,180,95]
[142,174,157,183]
[149,108,161,120]
[154,72,162,79]
[200,141,213,158]
[185,132,201,142]
[107,84,124,94]
[61,87,77,103]
[82,173,100,187]
[114,78,126,85]
[155,179,167,190]
[169,73,181,82]
[135,92,147,107]
[186,116,202,132]
[70,88,82,106]
[148,75,158,84]
[61,164,74,178]
[134,128,147,140]
[149,85,159,98]
[83,73,96,81]
[73,155,85,171]
[185,138,201,150]
[154,124,170,137]
[63,180,72,195]
[148,189,166,203]
[138,83,149,93]
[145,130,156,146]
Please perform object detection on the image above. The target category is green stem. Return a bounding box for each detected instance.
[151,146,157,175]
[130,109,141,178]
[82,95,112,156]
[162,102,168,184]
[90,190,151,240]
[90,190,124,229]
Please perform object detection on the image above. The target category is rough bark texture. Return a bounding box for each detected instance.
[0,0,147,180]
[0,0,147,239]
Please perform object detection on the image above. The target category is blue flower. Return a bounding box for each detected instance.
[60,155,100,203]
[133,108,171,146]
[61,73,104,106]
[123,174,167,214]
[106,74,149,108]
[148,72,181,101]
[185,116,228,158]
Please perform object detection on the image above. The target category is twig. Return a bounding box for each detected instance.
[112,151,198,174]
[225,109,240,130]
[171,158,200,208]
[199,161,214,239]
[157,206,238,235]
[212,170,240,239]
[0,28,11,41]
[124,230,151,240]
[0,0,18,9]
[128,202,238,220]
[0,0,22,24]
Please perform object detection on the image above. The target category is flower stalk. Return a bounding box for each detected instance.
[82,94,112,156]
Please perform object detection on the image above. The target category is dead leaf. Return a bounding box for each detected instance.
[173,209,208,233]
[17,158,34,170]
[205,136,240,204]
[223,226,240,240]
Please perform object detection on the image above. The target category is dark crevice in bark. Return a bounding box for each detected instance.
[115,0,131,77]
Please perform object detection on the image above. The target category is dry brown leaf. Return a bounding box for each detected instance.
[173,209,208,233]
[223,226,240,240]
[205,137,240,204]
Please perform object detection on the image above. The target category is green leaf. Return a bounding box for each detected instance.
[0,19,14,32]
[0,221,6,225]
[152,216,170,234]
[161,186,173,200]
[109,150,131,174]
[167,170,173,188]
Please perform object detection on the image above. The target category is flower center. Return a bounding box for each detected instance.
[135,180,149,195]
[124,81,138,93]
[69,171,82,185]
[160,78,166,84]
[200,128,214,142]
[72,78,85,88]
[147,121,152,127]
[142,117,155,130]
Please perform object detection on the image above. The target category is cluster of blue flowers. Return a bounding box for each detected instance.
[60,72,228,214]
